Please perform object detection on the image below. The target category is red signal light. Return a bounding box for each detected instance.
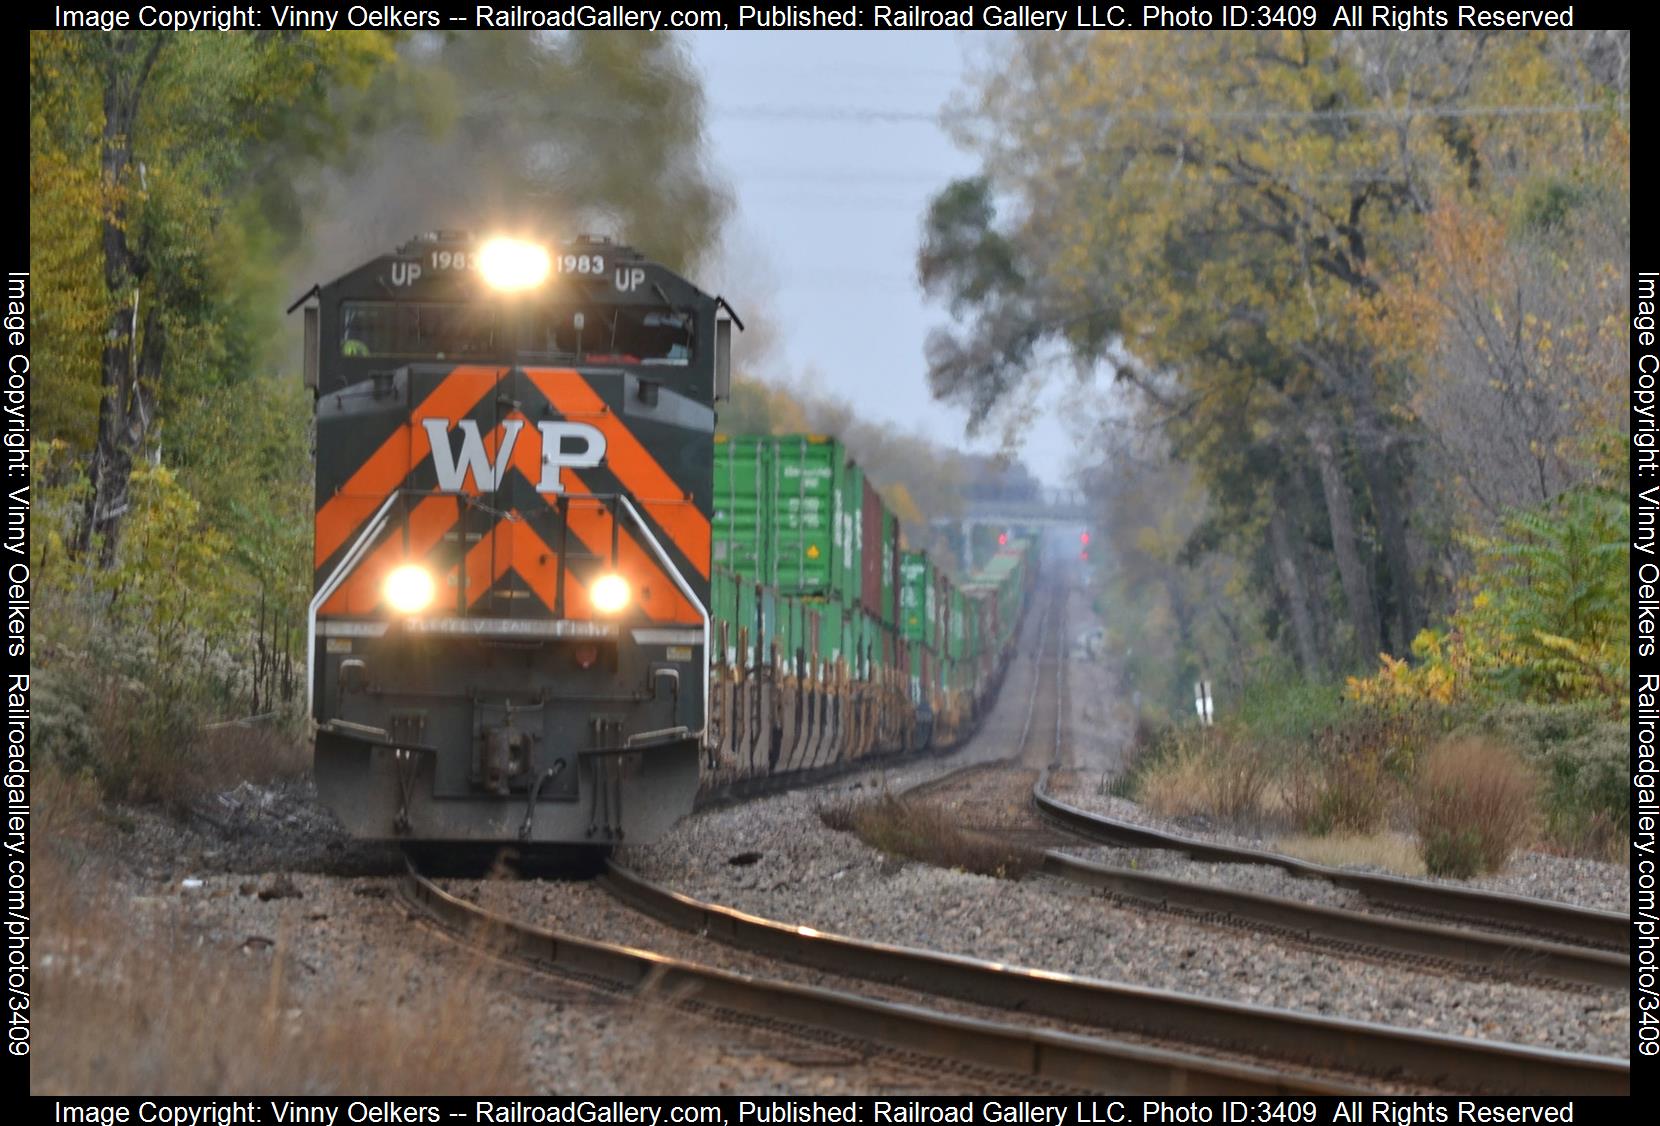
[997,532,1008,546]
[1080,531,1090,545]
[1080,549,1089,561]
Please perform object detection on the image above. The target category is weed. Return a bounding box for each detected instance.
[32,844,529,1094]
[1413,738,1538,877]
[1135,729,1273,826]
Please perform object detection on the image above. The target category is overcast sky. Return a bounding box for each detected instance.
[681,31,1079,488]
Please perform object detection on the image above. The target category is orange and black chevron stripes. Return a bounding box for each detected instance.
[314,365,500,570]
[315,365,707,623]
[457,515,571,612]
[524,368,711,580]
[320,494,462,615]
[561,493,699,623]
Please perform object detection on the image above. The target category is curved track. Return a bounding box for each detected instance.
[590,589,1626,1094]
[898,591,1627,990]
[1031,779,1628,952]
[401,584,1626,1095]
[599,861,1628,1096]
[400,863,1356,1095]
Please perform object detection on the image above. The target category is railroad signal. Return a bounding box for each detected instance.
[1079,531,1090,546]
[997,531,1008,546]
[1079,549,1089,562]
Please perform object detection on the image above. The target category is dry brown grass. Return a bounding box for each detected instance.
[1277,746,1398,837]
[820,795,1042,878]
[1413,737,1539,877]
[1272,831,1427,876]
[1136,732,1273,825]
[32,837,530,1094]
[92,694,312,809]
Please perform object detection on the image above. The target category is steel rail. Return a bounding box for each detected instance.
[599,862,1628,1096]
[1031,778,1628,950]
[892,587,1060,806]
[1038,851,1628,989]
[401,864,1354,1096]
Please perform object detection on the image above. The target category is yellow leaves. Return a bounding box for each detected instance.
[1346,627,1468,708]
[883,482,925,529]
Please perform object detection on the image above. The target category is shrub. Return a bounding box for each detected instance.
[1281,706,1435,836]
[1135,728,1272,825]
[1235,678,1345,744]
[1347,487,1628,711]
[1414,738,1538,877]
[1448,701,1626,859]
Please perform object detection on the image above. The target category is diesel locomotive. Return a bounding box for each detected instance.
[300,232,1036,849]
[301,232,734,845]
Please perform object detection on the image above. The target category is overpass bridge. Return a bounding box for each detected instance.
[932,487,1093,571]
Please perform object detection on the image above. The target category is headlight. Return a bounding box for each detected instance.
[478,237,551,292]
[590,573,630,615]
[384,564,436,614]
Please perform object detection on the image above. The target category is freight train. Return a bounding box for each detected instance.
[299,232,1034,847]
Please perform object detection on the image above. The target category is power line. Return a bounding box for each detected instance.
[714,101,1624,124]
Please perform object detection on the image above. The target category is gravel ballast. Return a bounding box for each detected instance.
[619,592,1627,1061]
[620,786,1626,1058]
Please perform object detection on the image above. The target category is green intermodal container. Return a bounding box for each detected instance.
[736,573,758,667]
[771,435,859,603]
[948,586,967,661]
[757,583,777,667]
[804,598,841,667]
[900,550,936,647]
[716,435,866,606]
[843,605,863,678]
[712,568,735,665]
[775,592,798,674]
[863,610,879,675]
[713,435,772,579]
[879,510,900,627]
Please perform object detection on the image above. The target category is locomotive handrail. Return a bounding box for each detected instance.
[307,489,405,713]
[615,492,712,748]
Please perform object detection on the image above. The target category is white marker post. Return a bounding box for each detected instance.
[1193,680,1214,725]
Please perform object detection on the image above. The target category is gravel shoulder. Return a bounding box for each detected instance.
[619,786,1626,1058]
[36,781,1019,1094]
[37,585,1631,1092]
[445,876,1388,1093]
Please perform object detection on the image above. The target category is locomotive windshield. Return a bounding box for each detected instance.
[340,300,694,365]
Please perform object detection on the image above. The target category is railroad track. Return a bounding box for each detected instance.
[593,589,1621,1093]
[1031,778,1629,954]
[599,860,1628,1096]
[405,584,1623,1095]
[893,597,1624,990]
[400,861,1357,1096]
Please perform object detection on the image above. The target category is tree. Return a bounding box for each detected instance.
[920,30,1628,682]
[31,31,395,561]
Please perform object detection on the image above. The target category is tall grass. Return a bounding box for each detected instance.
[1135,729,1274,824]
[33,827,529,1094]
[1413,738,1539,877]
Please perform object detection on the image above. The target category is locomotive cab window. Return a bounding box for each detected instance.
[526,307,694,366]
[340,301,495,358]
[337,301,693,366]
